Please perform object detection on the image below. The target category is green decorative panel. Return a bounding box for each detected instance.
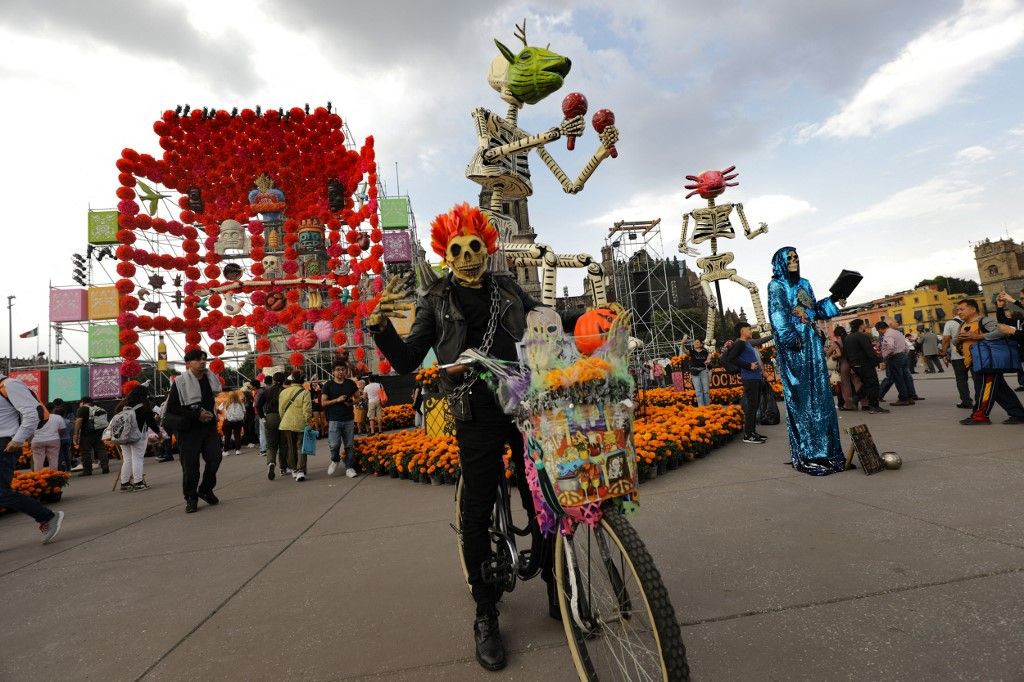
[88,324,120,359]
[88,210,120,244]
[379,197,410,230]
[50,367,89,401]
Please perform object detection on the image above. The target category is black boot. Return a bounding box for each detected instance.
[473,608,506,671]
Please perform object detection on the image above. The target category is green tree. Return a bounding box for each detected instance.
[915,275,980,295]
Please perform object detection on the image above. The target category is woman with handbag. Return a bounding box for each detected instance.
[279,373,313,481]
[688,340,711,406]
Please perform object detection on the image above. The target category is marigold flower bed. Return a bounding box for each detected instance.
[355,401,744,485]
[0,468,71,513]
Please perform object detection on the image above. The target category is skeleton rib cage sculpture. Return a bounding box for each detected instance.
[678,166,770,347]
[467,20,620,306]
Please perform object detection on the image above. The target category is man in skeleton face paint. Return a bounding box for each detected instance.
[367,203,578,671]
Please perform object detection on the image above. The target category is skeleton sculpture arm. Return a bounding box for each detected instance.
[482,115,583,163]
[735,203,768,240]
[534,125,619,194]
[677,212,698,256]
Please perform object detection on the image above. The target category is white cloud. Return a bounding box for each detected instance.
[830,176,984,228]
[805,0,1024,139]
[956,145,995,162]
[742,194,816,226]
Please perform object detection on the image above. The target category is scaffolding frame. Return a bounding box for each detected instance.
[605,219,701,385]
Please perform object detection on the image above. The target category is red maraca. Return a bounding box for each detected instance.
[561,92,588,151]
[592,109,618,158]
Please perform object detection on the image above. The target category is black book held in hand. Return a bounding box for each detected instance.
[830,270,863,301]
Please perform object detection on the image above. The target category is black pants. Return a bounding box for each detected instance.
[741,379,761,435]
[222,420,243,451]
[951,359,972,405]
[79,433,108,473]
[455,392,552,614]
[851,364,881,407]
[179,425,222,501]
[924,354,944,372]
[0,439,55,524]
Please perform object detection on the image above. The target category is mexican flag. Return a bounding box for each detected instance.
[18,326,38,339]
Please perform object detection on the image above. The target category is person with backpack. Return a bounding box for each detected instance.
[110,386,161,492]
[73,396,109,476]
[941,306,972,408]
[722,322,770,444]
[956,298,1024,426]
[219,390,245,456]
[0,372,64,544]
[279,372,313,481]
[163,349,223,513]
[260,372,286,480]
[363,378,386,435]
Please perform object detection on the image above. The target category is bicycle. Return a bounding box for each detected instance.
[450,349,690,681]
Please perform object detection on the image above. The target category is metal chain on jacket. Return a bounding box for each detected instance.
[448,280,502,404]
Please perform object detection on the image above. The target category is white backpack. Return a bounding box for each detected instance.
[225,402,245,422]
[89,404,109,431]
[109,405,143,444]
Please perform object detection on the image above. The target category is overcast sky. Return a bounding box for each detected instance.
[1,0,1023,359]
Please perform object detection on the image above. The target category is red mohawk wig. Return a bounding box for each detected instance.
[430,203,500,260]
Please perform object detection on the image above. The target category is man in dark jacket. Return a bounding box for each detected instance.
[368,203,576,672]
[843,319,889,414]
[722,322,771,443]
[164,348,223,513]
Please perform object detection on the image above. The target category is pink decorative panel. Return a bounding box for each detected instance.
[49,288,88,323]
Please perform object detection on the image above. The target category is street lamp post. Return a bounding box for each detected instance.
[7,295,15,375]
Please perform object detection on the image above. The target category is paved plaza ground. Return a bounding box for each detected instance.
[2,373,1022,681]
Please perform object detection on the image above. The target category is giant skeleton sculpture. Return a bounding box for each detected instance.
[467,20,619,305]
[678,166,770,348]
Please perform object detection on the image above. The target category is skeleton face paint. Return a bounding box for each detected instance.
[447,234,487,287]
[787,251,800,273]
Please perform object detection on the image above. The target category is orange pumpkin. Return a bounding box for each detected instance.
[574,307,617,355]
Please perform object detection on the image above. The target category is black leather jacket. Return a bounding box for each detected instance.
[371,274,541,375]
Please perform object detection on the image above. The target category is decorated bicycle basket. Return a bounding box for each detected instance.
[475,306,639,533]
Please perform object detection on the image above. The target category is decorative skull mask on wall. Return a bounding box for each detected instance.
[214,219,251,256]
[262,255,284,280]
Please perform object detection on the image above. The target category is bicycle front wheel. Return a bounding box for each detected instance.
[556,509,689,681]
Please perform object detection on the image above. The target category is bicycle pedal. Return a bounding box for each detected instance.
[480,555,514,585]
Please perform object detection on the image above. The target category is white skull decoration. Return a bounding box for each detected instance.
[224,327,252,352]
[262,255,284,280]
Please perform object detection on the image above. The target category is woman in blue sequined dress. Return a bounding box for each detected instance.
[767,247,846,475]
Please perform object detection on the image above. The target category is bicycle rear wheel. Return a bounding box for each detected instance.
[556,509,689,681]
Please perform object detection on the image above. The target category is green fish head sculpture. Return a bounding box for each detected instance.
[494,39,571,105]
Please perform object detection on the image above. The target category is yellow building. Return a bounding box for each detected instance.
[888,286,967,335]
[832,285,967,335]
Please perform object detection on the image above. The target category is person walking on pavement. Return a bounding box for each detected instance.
[0,372,64,544]
[164,349,223,513]
[722,322,770,444]
[876,321,919,405]
[254,376,271,458]
[843,319,889,414]
[32,409,65,471]
[941,304,973,408]
[957,298,1024,426]
[919,329,943,374]
[322,362,358,478]
[260,372,286,480]
[279,372,312,482]
[112,386,162,492]
[219,390,245,456]
[363,378,386,435]
[73,396,109,476]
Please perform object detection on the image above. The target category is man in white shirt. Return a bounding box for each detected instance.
[0,373,64,543]
[363,379,385,435]
[876,321,919,405]
[941,307,972,408]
